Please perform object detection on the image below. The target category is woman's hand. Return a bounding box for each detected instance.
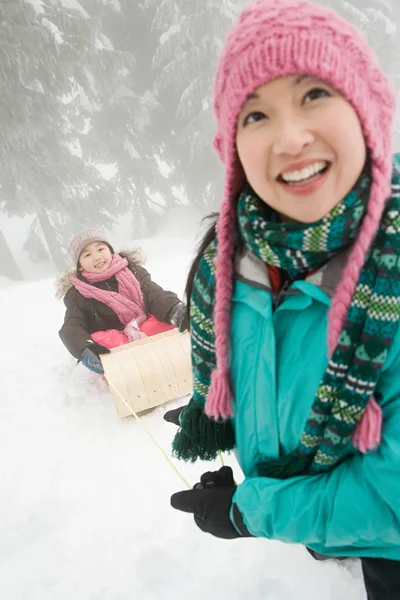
[171,466,252,539]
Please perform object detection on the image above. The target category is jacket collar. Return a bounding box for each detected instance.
[234,246,352,299]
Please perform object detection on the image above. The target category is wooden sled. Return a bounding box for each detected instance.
[100,328,193,418]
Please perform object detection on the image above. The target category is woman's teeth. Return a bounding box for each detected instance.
[280,161,328,184]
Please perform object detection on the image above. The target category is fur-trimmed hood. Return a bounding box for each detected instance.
[55,248,146,299]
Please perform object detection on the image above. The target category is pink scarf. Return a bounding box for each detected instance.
[72,255,147,331]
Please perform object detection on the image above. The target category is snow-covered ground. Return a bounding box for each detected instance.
[0,238,367,599]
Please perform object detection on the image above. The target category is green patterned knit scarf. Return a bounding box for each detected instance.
[173,156,400,478]
[238,173,370,278]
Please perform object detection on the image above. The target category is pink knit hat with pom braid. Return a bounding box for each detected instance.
[206,0,396,429]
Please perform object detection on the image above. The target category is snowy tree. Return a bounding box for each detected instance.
[141,0,239,212]
[318,0,400,149]
[0,0,132,270]
[79,0,173,237]
[0,229,23,280]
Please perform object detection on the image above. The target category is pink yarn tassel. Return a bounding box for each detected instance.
[352,396,382,454]
[205,369,233,420]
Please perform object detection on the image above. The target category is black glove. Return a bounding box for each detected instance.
[169,303,189,332]
[163,404,187,426]
[86,342,111,358]
[171,466,252,539]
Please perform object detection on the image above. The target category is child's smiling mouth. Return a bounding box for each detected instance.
[94,261,106,269]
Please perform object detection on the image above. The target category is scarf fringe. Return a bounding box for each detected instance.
[172,400,235,462]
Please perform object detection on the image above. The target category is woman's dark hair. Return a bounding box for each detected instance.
[185,214,219,321]
[185,185,260,323]
[184,198,247,323]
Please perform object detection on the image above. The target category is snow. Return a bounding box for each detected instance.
[366,7,397,36]
[0,215,55,281]
[343,3,369,26]
[27,0,45,14]
[155,156,172,178]
[59,0,89,18]
[96,163,118,181]
[41,18,64,44]
[123,139,141,160]
[95,34,114,51]
[109,84,137,107]
[101,0,121,11]
[22,79,45,94]
[376,0,393,14]
[109,0,122,11]
[160,24,181,46]
[0,239,367,599]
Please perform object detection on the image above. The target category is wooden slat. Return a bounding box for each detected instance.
[101,330,193,418]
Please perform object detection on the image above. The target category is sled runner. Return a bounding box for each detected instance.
[100,328,192,418]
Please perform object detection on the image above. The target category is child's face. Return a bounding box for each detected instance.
[236,74,367,223]
[78,242,113,274]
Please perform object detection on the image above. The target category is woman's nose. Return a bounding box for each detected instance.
[271,117,314,156]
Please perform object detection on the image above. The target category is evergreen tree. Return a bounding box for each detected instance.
[141,0,238,212]
[0,229,23,280]
[319,0,400,149]
[79,0,173,237]
[0,0,132,270]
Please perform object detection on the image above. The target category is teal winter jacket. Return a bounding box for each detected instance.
[229,247,400,559]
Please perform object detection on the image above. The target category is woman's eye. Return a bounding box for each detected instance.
[242,111,267,126]
[303,87,331,104]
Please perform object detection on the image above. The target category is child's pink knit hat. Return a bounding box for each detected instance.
[68,228,112,265]
[206,0,396,421]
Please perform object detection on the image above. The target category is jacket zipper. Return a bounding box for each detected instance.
[272,278,293,310]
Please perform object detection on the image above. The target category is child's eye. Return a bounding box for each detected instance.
[242,111,267,126]
[303,87,331,104]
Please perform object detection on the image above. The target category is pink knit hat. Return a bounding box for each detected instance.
[206,0,396,420]
[68,228,112,265]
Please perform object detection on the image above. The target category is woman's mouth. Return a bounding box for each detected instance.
[94,261,106,269]
[277,161,331,196]
[277,160,331,186]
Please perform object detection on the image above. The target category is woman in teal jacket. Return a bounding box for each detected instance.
[169,1,400,598]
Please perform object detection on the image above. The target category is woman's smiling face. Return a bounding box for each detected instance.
[235,74,367,223]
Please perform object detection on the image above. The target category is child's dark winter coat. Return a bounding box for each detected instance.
[57,249,184,359]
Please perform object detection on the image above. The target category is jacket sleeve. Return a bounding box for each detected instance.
[132,264,182,323]
[232,337,400,557]
[59,289,92,360]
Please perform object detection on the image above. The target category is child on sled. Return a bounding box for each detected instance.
[58,228,188,374]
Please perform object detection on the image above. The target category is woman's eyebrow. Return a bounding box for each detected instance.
[294,74,310,86]
[245,91,259,102]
